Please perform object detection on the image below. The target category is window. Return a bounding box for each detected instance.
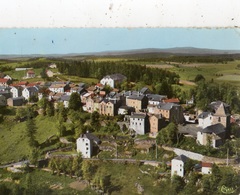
[86,143,88,146]
[140,123,141,125]
[218,117,221,122]
[180,169,182,171]
[86,147,89,150]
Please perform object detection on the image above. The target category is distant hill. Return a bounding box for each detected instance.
[1,47,240,59]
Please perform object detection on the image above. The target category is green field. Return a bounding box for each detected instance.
[0,115,59,164]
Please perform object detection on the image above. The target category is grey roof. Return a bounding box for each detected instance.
[200,123,225,135]
[209,101,230,112]
[198,112,212,119]
[157,102,176,110]
[83,133,101,144]
[140,87,150,94]
[127,94,147,101]
[130,113,147,119]
[103,73,126,81]
[60,95,70,101]
[124,90,139,96]
[26,86,38,93]
[174,155,188,162]
[147,94,167,101]
[11,97,25,101]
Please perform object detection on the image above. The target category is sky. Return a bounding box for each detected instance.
[0,28,240,55]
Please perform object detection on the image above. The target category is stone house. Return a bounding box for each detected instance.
[149,114,165,137]
[126,94,148,112]
[7,97,25,106]
[152,103,184,124]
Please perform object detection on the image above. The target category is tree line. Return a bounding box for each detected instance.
[57,60,180,85]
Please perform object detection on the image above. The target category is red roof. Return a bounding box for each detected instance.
[164,98,180,103]
[0,78,9,83]
[201,162,213,168]
[27,70,35,74]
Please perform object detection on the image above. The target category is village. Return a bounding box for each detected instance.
[0,62,239,176]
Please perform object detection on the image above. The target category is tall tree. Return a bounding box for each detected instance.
[69,92,82,111]
[25,118,38,147]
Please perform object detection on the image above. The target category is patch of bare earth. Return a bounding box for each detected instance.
[146,64,173,69]
[179,80,196,86]
[69,180,88,191]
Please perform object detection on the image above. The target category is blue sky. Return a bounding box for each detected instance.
[0,28,240,55]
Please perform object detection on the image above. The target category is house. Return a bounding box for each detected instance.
[118,106,135,115]
[48,63,57,69]
[126,94,148,112]
[76,132,101,158]
[60,95,71,108]
[147,94,167,105]
[22,86,39,100]
[210,101,231,131]
[129,113,149,135]
[163,98,180,104]
[149,114,165,137]
[152,103,184,124]
[85,95,103,113]
[7,97,25,106]
[100,73,127,88]
[197,123,226,148]
[139,87,151,95]
[201,162,213,174]
[15,81,29,87]
[171,155,188,177]
[99,99,120,116]
[10,86,23,98]
[3,75,12,80]
[26,70,35,78]
[49,82,70,93]
[0,78,10,86]
[0,95,7,106]
[46,70,54,77]
[198,112,213,129]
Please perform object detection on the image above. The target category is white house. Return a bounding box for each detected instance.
[201,162,213,174]
[49,82,69,93]
[22,86,39,100]
[10,86,22,98]
[198,112,213,129]
[100,73,126,88]
[76,132,101,158]
[46,70,54,77]
[129,113,149,135]
[171,155,188,177]
[3,75,12,80]
[197,123,226,148]
[26,70,35,78]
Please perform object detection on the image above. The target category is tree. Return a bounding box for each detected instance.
[46,101,54,117]
[91,111,100,130]
[68,92,82,111]
[37,98,48,115]
[25,118,38,147]
[194,74,205,82]
[72,154,83,177]
[156,122,178,146]
[40,67,48,80]
[82,160,97,183]
[171,175,185,194]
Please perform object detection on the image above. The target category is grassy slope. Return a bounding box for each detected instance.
[0,115,59,164]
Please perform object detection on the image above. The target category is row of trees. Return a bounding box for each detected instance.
[48,157,112,193]
[57,60,180,85]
